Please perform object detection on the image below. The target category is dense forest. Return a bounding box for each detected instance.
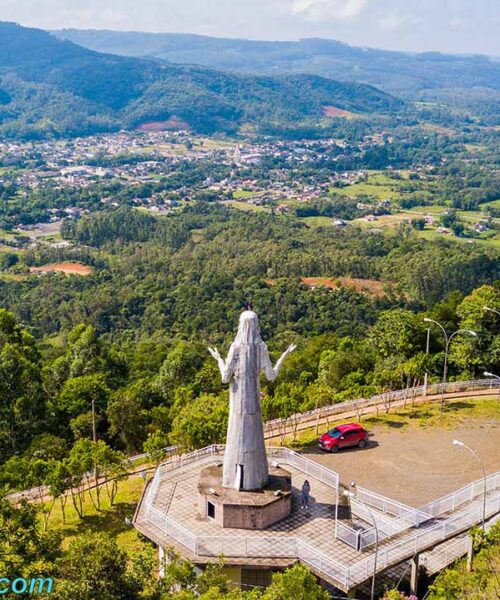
[0,204,498,468]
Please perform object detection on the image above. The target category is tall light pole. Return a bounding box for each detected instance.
[423,318,477,413]
[484,371,500,401]
[453,440,487,529]
[344,489,378,600]
[483,306,500,317]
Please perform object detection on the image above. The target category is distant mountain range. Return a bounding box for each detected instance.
[0,22,402,140]
[54,29,500,100]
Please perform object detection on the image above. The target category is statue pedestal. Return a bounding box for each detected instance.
[197,464,292,530]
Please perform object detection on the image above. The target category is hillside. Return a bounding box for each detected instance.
[0,22,402,140]
[54,29,500,100]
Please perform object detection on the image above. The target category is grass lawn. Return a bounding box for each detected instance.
[224,200,269,212]
[481,199,500,209]
[418,228,500,250]
[332,173,406,200]
[302,216,333,227]
[191,228,206,243]
[232,189,257,199]
[44,473,150,554]
[282,396,499,450]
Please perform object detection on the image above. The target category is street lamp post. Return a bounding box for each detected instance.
[344,489,378,600]
[423,318,477,413]
[484,371,500,401]
[453,440,487,529]
[483,306,500,317]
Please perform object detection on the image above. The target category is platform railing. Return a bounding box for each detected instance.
[346,494,500,587]
[337,472,500,550]
[142,443,500,591]
[420,472,500,517]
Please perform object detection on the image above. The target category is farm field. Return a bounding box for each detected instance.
[223,199,269,212]
[332,172,419,200]
[302,216,333,227]
[352,202,500,249]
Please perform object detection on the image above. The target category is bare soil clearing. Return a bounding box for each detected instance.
[305,418,500,507]
[300,276,392,297]
[29,262,93,276]
[323,105,358,119]
[137,117,189,131]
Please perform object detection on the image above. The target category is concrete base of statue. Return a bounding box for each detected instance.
[197,464,292,530]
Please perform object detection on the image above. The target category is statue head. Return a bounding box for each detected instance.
[235,310,262,345]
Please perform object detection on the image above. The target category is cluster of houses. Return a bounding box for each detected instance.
[0,131,495,246]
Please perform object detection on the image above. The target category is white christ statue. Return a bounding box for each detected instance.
[209,309,295,491]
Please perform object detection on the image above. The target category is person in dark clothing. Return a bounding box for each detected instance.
[301,480,311,509]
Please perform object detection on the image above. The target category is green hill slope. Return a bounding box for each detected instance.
[0,22,402,140]
[54,28,500,99]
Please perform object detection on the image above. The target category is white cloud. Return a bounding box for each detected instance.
[378,14,403,31]
[378,12,424,32]
[449,16,467,29]
[291,0,370,21]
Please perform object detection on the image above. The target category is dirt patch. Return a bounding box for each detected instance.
[323,105,357,119]
[29,262,93,276]
[300,277,392,297]
[304,418,500,507]
[137,117,189,131]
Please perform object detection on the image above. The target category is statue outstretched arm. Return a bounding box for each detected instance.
[261,343,296,381]
[208,345,235,383]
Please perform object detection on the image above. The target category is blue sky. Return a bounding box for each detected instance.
[3,0,500,55]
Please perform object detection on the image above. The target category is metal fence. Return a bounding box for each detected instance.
[420,473,500,517]
[263,379,499,440]
[337,472,500,550]
[355,487,432,525]
[349,493,500,587]
[421,512,500,575]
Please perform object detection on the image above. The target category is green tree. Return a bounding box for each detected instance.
[369,309,425,360]
[0,309,44,462]
[451,285,499,376]
[52,532,137,600]
[169,393,228,450]
[55,374,109,421]
[263,563,330,600]
[143,431,171,467]
[0,498,59,580]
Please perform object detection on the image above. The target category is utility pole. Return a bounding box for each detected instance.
[92,398,98,484]
[92,397,97,443]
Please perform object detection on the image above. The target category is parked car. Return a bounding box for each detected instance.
[318,423,368,453]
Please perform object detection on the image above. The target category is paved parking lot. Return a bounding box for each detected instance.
[304,418,500,506]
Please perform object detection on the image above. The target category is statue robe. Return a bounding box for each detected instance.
[218,321,278,491]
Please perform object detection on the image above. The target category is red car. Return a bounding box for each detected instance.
[318,423,368,453]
